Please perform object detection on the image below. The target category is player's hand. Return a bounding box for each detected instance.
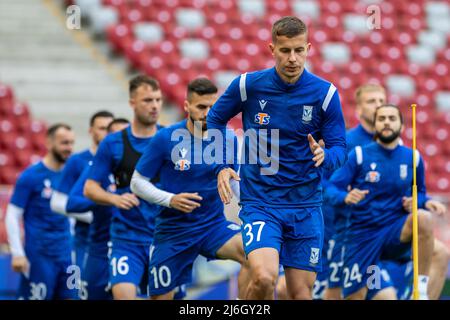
[308,134,325,167]
[217,168,240,205]
[345,188,369,205]
[11,256,29,274]
[402,196,413,212]
[112,193,140,210]
[169,193,203,213]
[425,199,447,216]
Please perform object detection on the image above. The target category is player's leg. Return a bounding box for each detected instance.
[284,268,316,300]
[399,209,434,298]
[245,248,280,299]
[148,239,197,300]
[214,232,251,299]
[371,287,397,300]
[238,204,283,300]
[366,263,397,300]
[109,241,148,300]
[279,207,324,300]
[428,238,450,299]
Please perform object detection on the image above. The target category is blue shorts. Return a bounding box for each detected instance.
[82,252,112,300]
[313,237,334,299]
[327,232,346,289]
[342,216,410,298]
[239,204,324,273]
[109,241,150,297]
[17,252,78,300]
[365,262,395,300]
[148,218,240,296]
[381,259,413,300]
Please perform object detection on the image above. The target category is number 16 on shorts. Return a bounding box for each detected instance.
[243,221,266,246]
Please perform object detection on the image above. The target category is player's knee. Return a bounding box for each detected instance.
[112,284,137,300]
[289,286,313,300]
[417,210,433,236]
[251,267,277,292]
[434,240,450,265]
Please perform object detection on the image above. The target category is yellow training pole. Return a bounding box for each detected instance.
[411,103,419,300]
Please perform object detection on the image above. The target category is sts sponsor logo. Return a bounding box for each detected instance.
[254,112,270,125]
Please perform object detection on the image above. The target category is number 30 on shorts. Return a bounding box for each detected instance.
[243,221,266,246]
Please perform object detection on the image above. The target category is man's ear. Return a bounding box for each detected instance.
[269,43,275,56]
[183,100,189,113]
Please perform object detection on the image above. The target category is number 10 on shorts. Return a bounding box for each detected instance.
[243,221,266,246]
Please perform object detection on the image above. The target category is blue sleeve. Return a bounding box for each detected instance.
[417,157,428,209]
[88,138,114,183]
[9,172,33,209]
[135,130,167,180]
[207,76,243,175]
[321,89,347,171]
[327,150,358,205]
[55,155,81,194]
[67,168,96,212]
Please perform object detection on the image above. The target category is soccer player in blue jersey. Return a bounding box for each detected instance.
[322,84,388,300]
[323,84,449,300]
[328,104,446,300]
[5,123,78,300]
[207,16,347,299]
[66,118,129,300]
[50,110,114,273]
[84,75,164,300]
[131,78,250,300]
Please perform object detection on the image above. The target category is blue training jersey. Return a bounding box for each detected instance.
[53,149,93,247]
[135,119,238,237]
[207,67,347,208]
[328,142,427,229]
[323,124,375,233]
[87,126,161,245]
[9,161,72,258]
[67,165,117,256]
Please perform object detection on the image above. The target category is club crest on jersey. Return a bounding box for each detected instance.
[259,99,268,110]
[302,105,313,123]
[365,170,381,183]
[41,179,53,199]
[400,164,408,179]
[309,247,320,265]
[254,112,270,125]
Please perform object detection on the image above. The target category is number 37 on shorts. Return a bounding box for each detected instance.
[243,221,266,247]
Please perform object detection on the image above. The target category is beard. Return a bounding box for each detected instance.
[51,148,68,164]
[136,113,157,126]
[190,116,207,131]
[376,128,401,144]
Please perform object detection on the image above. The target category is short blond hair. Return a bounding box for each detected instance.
[355,84,386,104]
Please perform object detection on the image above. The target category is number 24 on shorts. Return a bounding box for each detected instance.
[243,221,266,246]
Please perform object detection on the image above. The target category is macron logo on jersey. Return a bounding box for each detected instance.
[255,112,270,125]
[259,99,268,110]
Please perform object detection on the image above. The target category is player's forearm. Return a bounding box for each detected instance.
[84,179,117,206]
[5,204,25,257]
[322,145,347,170]
[130,171,174,207]
[67,194,96,213]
